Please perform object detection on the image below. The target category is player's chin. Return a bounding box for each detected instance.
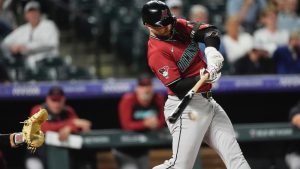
[160,30,172,36]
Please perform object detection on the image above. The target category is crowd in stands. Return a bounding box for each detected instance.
[0,0,299,83]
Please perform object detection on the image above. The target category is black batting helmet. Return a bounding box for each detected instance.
[142,0,176,27]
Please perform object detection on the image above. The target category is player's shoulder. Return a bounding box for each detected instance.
[40,19,58,29]
[175,18,190,30]
[176,18,188,25]
[154,93,165,101]
[121,92,136,101]
[65,105,76,114]
[12,23,30,33]
[148,43,171,64]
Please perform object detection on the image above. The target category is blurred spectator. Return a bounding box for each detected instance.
[189,4,209,56]
[188,5,230,73]
[113,74,165,169]
[166,0,183,18]
[271,0,285,12]
[226,0,267,33]
[0,0,15,27]
[2,1,59,70]
[277,0,300,32]
[233,44,275,75]
[222,16,253,65]
[273,30,300,74]
[253,6,289,56]
[286,100,300,169]
[26,86,91,169]
[0,0,16,40]
[189,4,209,23]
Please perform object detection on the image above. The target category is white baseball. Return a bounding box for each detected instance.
[188,111,199,121]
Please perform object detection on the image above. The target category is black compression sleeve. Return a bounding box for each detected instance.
[168,76,200,99]
[194,27,220,50]
[0,134,11,147]
[204,36,220,50]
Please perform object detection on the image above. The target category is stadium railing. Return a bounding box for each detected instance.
[46,122,300,169]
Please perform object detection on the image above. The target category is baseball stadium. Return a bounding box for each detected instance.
[0,0,300,169]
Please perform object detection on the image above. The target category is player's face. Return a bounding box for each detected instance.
[148,24,172,37]
[25,9,41,26]
[136,85,154,103]
[46,97,66,114]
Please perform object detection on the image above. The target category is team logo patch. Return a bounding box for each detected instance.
[158,66,169,79]
[161,9,169,20]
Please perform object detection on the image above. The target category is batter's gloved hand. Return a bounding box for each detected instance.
[204,47,224,72]
[22,109,48,152]
[200,67,221,83]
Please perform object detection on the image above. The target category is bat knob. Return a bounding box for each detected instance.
[167,116,177,124]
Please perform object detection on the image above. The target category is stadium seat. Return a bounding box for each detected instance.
[67,66,93,80]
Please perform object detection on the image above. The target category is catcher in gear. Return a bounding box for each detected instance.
[0,109,48,151]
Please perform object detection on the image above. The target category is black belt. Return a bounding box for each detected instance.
[201,91,212,99]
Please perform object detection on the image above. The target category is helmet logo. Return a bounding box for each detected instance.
[161,9,169,20]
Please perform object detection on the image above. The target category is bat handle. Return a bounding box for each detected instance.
[167,116,177,123]
[191,73,209,92]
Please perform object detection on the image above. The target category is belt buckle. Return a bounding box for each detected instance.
[206,91,212,101]
[206,91,212,98]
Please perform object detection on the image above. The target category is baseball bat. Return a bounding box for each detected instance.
[167,73,209,123]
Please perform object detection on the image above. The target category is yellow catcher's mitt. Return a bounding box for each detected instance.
[22,109,48,152]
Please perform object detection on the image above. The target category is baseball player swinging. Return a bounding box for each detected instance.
[142,1,251,169]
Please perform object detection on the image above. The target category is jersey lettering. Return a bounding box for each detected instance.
[177,42,199,72]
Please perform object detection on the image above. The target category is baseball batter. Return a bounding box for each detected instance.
[141,1,251,169]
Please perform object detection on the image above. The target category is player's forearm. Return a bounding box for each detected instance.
[169,76,200,99]
[41,120,77,132]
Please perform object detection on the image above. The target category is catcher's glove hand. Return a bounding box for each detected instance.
[22,109,48,152]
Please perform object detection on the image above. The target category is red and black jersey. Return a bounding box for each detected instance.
[30,104,79,133]
[148,19,212,95]
[118,92,165,131]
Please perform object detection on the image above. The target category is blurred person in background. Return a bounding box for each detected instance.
[2,1,59,70]
[26,86,92,169]
[226,0,267,33]
[286,100,300,169]
[253,6,289,56]
[113,74,165,169]
[222,16,253,66]
[189,4,209,23]
[233,43,275,75]
[166,0,183,18]
[188,4,231,73]
[0,0,16,41]
[277,0,300,32]
[273,30,300,74]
